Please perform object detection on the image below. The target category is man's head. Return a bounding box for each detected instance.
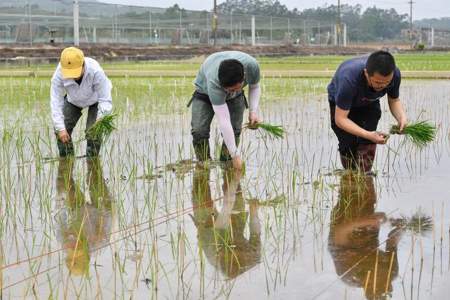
[60,47,85,79]
[218,59,245,93]
[364,50,396,92]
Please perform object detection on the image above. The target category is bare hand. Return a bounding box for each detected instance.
[232,155,243,170]
[367,131,388,144]
[57,129,70,143]
[398,118,408,133]
[248,112,261,126]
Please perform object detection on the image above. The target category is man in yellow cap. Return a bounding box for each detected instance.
[50,47,113,157]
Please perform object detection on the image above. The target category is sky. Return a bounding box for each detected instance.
[98,0,450,20]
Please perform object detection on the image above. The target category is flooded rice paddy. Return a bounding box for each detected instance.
[0,76,449,299]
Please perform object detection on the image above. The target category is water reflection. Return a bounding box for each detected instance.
[0,241,3,294]
[328,173,403,299]
[191,166,261,279]
[55,158,113,276]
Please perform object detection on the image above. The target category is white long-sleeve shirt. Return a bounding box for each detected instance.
[213,84,261,158]
[50,57,113,131]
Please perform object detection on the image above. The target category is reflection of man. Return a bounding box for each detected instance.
[191,166,261,279]
[55,158,113,276]
[328,174,403,299]
[0,241,3,291]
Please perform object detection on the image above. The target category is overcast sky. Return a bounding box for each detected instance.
[98,0,450,20]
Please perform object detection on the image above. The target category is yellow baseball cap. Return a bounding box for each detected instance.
[60,47,84,79]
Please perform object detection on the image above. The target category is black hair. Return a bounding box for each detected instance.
[366,50,396,76]
[218,59,244,87]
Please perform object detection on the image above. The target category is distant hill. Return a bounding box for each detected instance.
[0,0,166,17]
[1,0,87,13]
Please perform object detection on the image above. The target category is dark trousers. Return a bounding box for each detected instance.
[190,93,246,161]
[329,101,381,158]
[56,98,101,157]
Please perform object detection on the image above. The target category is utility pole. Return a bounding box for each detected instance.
[337,0,341,46]
[408,0,414,41]
[230,10,233,44]
[73,0,79,46]
[213,0,218,46]
[27,2,32,46]
[251,15,255,46]
[149,10,152,43]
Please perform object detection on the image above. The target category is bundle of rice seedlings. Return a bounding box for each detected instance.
[244,122,285,139]
[389,121,436,147]
[86,113,118,141]
[389,212,433,235]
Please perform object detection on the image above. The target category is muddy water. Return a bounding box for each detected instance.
[0,80,449,299]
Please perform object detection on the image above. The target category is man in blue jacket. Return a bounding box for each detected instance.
[328,50,407,172]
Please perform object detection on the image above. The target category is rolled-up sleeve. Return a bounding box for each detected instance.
[93,70,113,119]
[50,70,66,131]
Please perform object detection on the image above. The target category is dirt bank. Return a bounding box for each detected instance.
[0,43,407,63]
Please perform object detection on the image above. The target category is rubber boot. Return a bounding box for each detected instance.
[340,153,356,170]
[220,136,240,162]
[57,138,75,157]
[356,144,377,173]
[193,139,211,162]
[86,139,101,158]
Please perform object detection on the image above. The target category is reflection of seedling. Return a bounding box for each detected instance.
[136,172,163,181]
[137,159,225,181]
[389,121,436,147]
[165,159,196,178]
[249,195,286,207]
[86,113,118,141]
[389,212,433,235]
[244,122,285,139]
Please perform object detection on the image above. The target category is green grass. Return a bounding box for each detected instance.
[3,52,450,74]
[0,76,328,128]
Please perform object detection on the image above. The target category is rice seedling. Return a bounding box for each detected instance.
[389,121,436,147]
[85,112,119,141]
[243,122,285,139]
[248,195,286,207]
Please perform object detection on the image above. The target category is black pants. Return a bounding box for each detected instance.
[329,101,381,158]
[56,98,101,157]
